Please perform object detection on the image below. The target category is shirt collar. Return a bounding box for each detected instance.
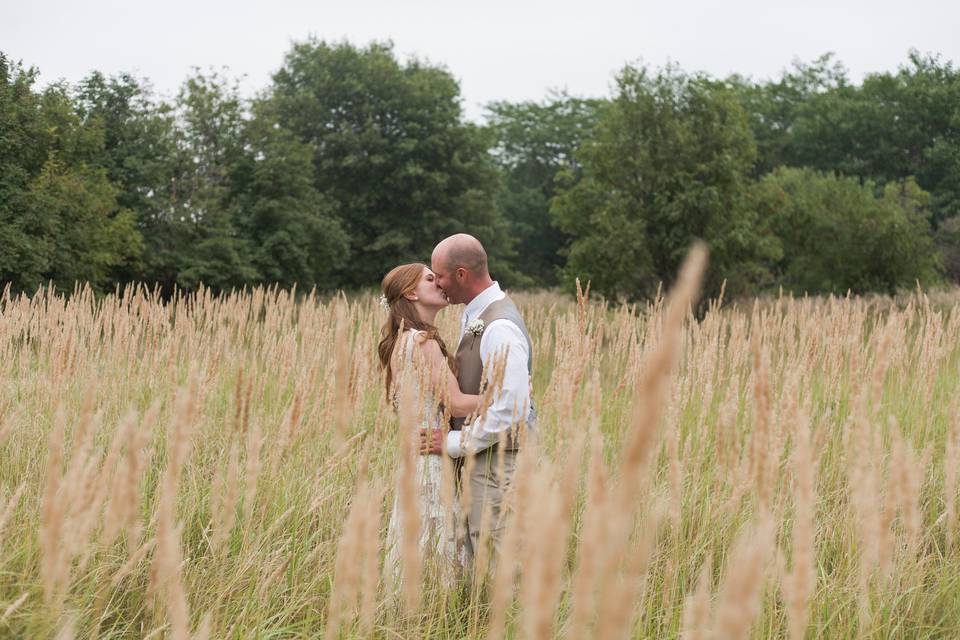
[462,282,503,329]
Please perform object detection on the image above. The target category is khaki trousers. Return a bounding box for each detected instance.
[459,446,517,569]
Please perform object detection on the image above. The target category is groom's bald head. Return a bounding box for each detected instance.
[434,233,488,275]
[431,234,493,305]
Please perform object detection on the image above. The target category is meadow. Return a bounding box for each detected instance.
[1,249,960,638]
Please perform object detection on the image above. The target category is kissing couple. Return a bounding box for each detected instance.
[379,233,537,586]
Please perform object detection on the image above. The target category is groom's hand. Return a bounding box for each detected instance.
[418,428,443,455]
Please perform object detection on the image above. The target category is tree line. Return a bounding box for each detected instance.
[2,41,958,300]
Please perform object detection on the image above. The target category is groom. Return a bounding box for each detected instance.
[421,233,536,564]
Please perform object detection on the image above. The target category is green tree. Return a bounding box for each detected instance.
[162,70,257,292]
[552,64,771,300]
[233,108,349,289]
[935,215,960,282]
[0,54,142,293]
[751,167,939,294]
[734,52,960,225]
[0,55,45,290]
[19,159,142,291]
[266,40,517,287]
[729,54,849,177]
[485,93,604,286]
[74,71,180,284]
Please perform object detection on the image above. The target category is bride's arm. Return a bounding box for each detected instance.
[414,336,479,418]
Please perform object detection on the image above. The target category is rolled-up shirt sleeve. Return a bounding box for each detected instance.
[446,319,530,459]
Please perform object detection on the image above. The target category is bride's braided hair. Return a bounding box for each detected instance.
[377,263,457,399]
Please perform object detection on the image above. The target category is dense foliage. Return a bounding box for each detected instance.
[551,66,767,300]
[1,45,959,298]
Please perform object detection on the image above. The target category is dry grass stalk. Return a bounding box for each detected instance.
[192,613,212,640]
[439,428,457,567]
[575,277,591,330]
[53,614,76,640]
[680,556,712,640]
[40,393,109,613]
[519,467,562,640]
[667,426,683,530]
[486,446,535,640]
[712,512,776,640]
[875,446,897,587]
[231,365,246,435]
[395,375,422,615]
[40,403,70,609]
[242,416,263,529]
[333,300,352,446]
[152,518,189,640]
[108,401,158,551]
[209,441,240,554]
[590,244,707,639]
[527,424,585,637]
[110,538,157,587]
[617,243,706,507]
[781,406,816,640]
[485,509,519,640]
[749,333,773,510]
[594,499,664,640]
[566,385,608,639]
[0,592,29,624]
[661,555,678,624]
[324,469,377,639]
[847,384,884,621]
[150,375,200,640]
[275,387,305,461]
[459,445,477,569]
[0,483,25,552]
[945,406,960,549]
[254,551,291,602]
[358,482,384,635]
[890,420,923,558]
[471,501,494,595]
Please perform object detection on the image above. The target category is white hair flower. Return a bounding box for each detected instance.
[378,294,390,310]
[466,318,485,336]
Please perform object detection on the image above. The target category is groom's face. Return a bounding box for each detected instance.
[431,254,465,304]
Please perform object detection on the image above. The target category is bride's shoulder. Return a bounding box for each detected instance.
[396,329,429,350]
[408,331,442,358]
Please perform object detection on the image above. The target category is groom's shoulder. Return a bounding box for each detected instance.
[481,297,529,336]
[482,294,518,317]
[486,295,527,321]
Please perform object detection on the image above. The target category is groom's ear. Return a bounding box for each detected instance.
[455,267,467,282]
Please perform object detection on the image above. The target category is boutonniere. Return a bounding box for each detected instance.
[466,318,485,336]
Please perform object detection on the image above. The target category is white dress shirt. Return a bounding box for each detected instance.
[446,282,532,458]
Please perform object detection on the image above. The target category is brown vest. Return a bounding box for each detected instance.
[451,296,536,448]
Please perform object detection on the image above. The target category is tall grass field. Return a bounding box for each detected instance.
[2,251,960,638]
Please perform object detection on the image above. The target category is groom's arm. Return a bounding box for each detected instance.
[445,320,530,459]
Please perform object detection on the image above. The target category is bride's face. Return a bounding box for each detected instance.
[411,267,449,310]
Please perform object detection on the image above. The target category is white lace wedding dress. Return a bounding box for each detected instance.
[384,330,464,589]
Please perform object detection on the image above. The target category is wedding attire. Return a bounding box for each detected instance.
[445,282,536,562]
[384,330,464,587]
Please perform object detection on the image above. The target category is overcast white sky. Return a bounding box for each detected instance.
[4,0,959,121]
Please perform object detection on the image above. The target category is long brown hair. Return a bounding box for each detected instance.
[377,263,457,398]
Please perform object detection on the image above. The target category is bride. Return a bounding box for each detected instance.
[378,263,479,587]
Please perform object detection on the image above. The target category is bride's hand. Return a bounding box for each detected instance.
[418,428,444,455]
